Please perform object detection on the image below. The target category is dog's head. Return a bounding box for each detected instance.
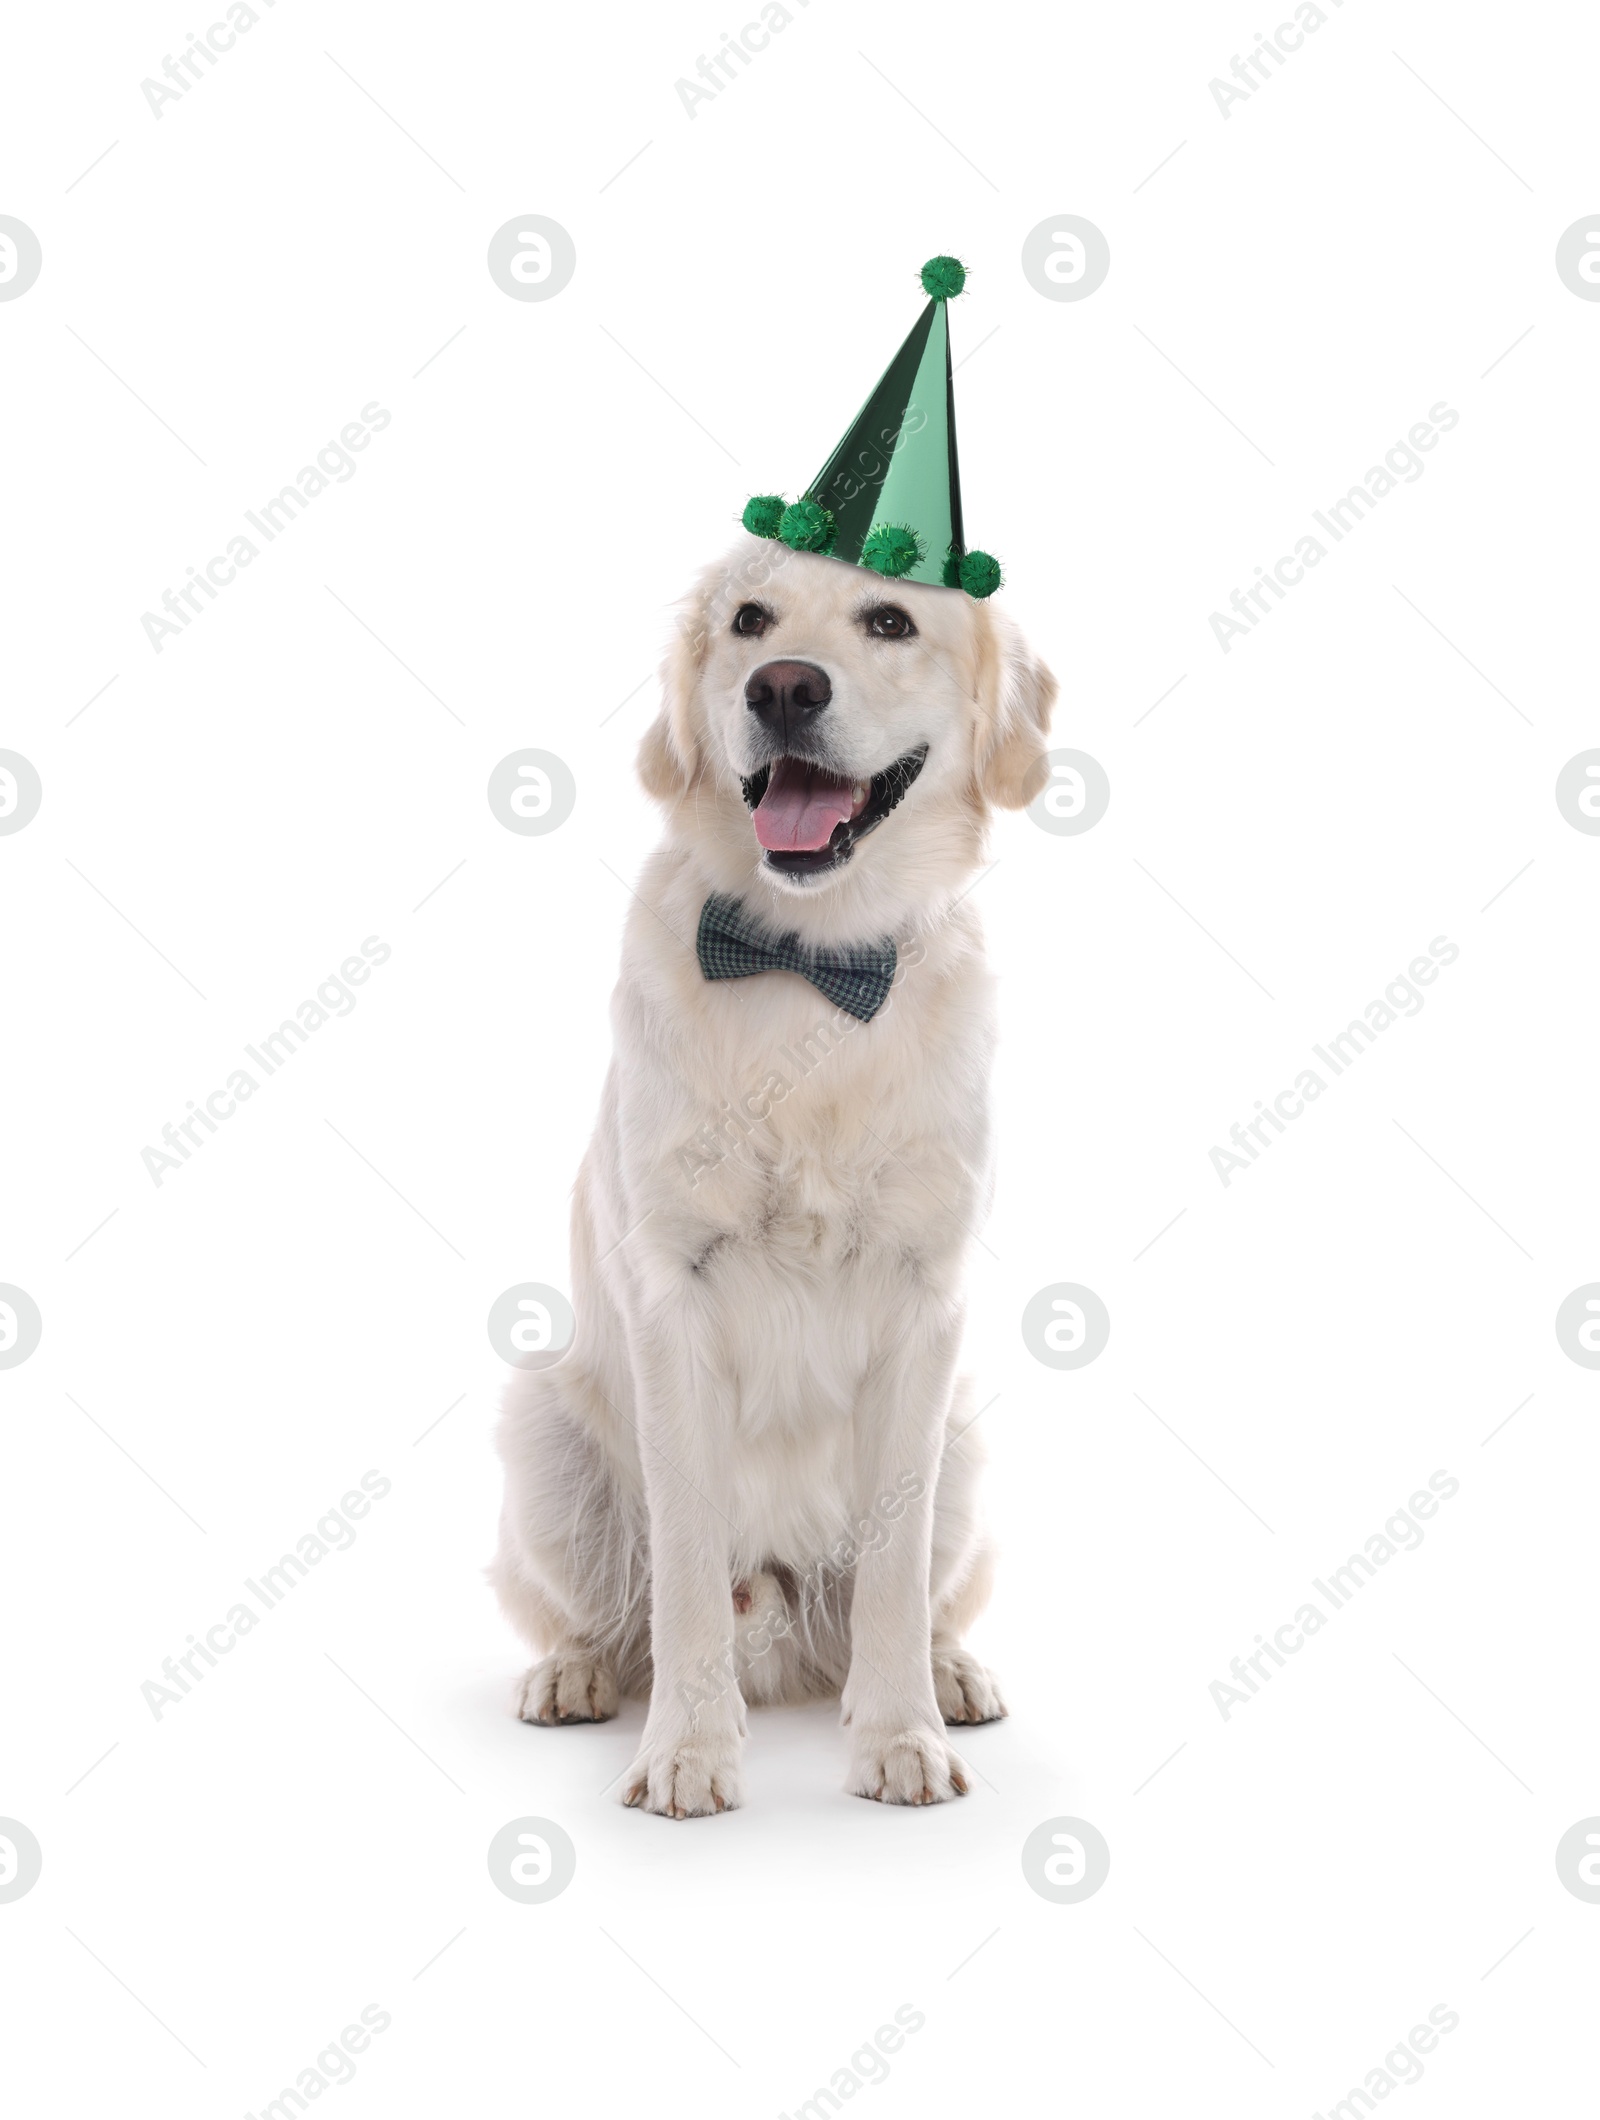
[639,535,1057,932]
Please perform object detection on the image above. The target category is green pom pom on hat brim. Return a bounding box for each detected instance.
[954,549,1002,599]
[742,493,786,539]
[860,524,925,579]
[777,499,836,554]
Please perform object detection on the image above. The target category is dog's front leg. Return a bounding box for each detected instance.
[843,1300,971,1805]
[620,1287,747,1819]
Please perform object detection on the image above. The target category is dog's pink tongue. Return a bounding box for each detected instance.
[752,758,856,852]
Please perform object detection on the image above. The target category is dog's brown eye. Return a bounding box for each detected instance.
[865,605,916,640]
[732,603,770,637]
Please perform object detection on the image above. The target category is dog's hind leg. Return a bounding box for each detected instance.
[504,1608,622,1726]
[491,1366,649,1725]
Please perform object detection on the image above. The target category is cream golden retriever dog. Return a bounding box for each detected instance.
[492,532,1055,1815]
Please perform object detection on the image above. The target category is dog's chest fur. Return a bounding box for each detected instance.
[590,880,996,1542]
[643,939,992,1276]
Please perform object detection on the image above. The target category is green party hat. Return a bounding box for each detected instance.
[741,256,1002,599]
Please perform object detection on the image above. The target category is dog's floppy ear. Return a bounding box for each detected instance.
[637,570,718,803]
[971,605,1058,810]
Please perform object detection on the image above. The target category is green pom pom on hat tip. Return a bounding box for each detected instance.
[742,494,786,539]
[778,498,836,554]
[958,549,1002,599]
[861,524,925,579]
[919,254,967,301]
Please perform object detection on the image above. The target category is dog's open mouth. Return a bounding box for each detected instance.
[739,747,928,877]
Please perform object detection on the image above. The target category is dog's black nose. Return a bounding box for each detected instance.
[745,660,832,743]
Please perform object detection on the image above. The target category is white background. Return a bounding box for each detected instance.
[4,1,1599,2113]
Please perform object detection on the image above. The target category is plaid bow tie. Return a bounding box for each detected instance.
[696,894,897,1022]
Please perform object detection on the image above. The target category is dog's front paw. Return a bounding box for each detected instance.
[513,1654,618,1725]
[849,1726,970,1806]
[933,1648,1007,1726]
[621,1730,744,1819]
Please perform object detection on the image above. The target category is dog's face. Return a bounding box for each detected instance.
[640,535,1056,931]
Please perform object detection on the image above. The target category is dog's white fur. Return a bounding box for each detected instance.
[492,534,1056,1814]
